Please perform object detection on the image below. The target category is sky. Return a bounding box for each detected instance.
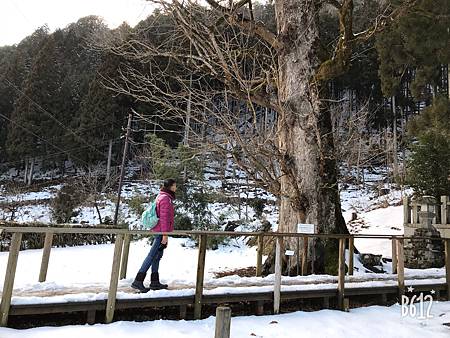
[0,0,156,46]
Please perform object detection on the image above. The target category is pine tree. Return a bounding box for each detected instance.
[376,0,449,100]
[6,31,65,163]
[407,96,450,197]
[0,46,17,161]
[0,27,49,165]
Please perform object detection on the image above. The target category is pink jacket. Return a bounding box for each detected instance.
[152,191,174,233]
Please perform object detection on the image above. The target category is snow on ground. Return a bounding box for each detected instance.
[0,188,58,203]
[0,236,445,305]
[1,302,449,338]
[0,237,259,299]
[349,206,403,258]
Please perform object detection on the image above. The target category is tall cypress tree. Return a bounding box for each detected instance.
[376,0,449,100]
[407,96,450,197]
[0,27,49,165]
[6,31,65,162]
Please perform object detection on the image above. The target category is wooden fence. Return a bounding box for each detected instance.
[0,225,449,327]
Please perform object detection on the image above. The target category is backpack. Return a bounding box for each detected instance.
[141,200,159,230]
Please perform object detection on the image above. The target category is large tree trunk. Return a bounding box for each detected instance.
[263,0,348,276]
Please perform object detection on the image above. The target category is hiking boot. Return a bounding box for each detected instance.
[131,272,150,293]
[150,272,168,290]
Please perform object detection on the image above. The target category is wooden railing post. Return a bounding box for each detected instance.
[119,234,131,280]
[105,234,124,324]
[273,236,282,314]
[391,238,397,274]
[397,238,405,297]
[39,232,54,282]
[445,239,450,300]
[441,196,449,225]
[301,236,308,276]
[194,234,207,319]
[403,196,410,224]
[0,232,22,327]
[348,237,354,276]
[337,238,345,310]
[256,234,264,277]
[214,306,231,338]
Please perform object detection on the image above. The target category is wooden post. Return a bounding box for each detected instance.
[113,112,133,225]
[435,289,441,301]
[301,236,308,276]
[343,298,350,312]
[179,305,187,319]
[296,236,300,276]
[256,234,263,277]
[0,232,22,327]
[87,310,96,325]
[119,234,131,280]
[39,232,53,282]
[105,234,124,324]
[403,196,410,224]
[397,238,405,297]
[348,237,354,276]
[445,239,450,301]
[273,236,282,314]
[214,307,231,338]
[256,300,264,315]
[391,238,397,274]
[337,238,345,310]
[441,196,448,225]
[412,202,418,224]
[194,234,207,319]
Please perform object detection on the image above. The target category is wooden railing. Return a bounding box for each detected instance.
[0,225,449,327]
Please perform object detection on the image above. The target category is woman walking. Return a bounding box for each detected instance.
[132,179,176,292]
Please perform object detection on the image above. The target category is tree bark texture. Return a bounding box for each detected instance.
[263,0,348,275]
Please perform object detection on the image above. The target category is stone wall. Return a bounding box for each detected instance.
[404,227,445,269]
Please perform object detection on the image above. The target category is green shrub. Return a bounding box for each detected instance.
[407,132,450,198]
[141,134,204,181]
[174,213,193,231]
[248,198,266,218]
[128,195,147,217]
[51,184,82,224]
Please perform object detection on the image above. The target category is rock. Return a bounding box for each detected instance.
[379,188,390,196]
[360,253,382,267]
[260,220,272,232]
[224,221,240,232]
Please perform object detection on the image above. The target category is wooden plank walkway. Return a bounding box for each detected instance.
[8,282,447,318]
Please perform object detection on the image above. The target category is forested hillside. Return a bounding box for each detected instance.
[0,0,448,198]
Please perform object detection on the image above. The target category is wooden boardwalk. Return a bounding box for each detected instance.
[1,224,450,327]
[7,281,448,325]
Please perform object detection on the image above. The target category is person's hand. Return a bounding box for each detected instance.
[161,235,168,245]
